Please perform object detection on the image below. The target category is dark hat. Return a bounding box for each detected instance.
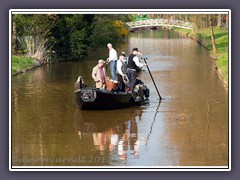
[120,52,126,56]
[132,48,138,52]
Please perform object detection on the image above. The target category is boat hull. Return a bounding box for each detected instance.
[75,87,146,110]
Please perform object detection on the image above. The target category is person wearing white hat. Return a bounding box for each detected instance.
[92,59,106,89]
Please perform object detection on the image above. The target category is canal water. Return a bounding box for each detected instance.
[11,30,228,167]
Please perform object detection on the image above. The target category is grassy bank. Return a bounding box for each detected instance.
[173,27,229,87]
[12,55,40,76]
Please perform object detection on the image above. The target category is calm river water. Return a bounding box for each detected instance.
[12,30,228,167]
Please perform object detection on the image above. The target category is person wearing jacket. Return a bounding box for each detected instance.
[116,52,128,92]
[127,48,146,93]
[92,59,106,89]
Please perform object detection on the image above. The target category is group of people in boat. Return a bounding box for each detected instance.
[92,43,147,93]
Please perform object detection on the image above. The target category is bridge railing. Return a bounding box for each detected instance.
[126,19,193,30]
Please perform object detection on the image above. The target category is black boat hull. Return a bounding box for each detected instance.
[75,88,146,110]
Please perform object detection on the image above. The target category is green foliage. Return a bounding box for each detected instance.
[13,14,56,58]
[90,15,129,48]
[50,14,94,60]
[14,14,54,41]
[114,20,129,37]
[70,29,88,58]
[119,14,135,22]
[91,15,118,47]
[13,14,130,61]
[50,14,130,60]
[192,28,228,53]
[215,52,228,84]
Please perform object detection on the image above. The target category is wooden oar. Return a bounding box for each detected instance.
[141,57,162,100]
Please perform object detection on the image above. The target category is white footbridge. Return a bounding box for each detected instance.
[126,19,193,30]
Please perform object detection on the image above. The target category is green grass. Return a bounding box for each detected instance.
[215,53,228,84]
[194,28,229,85]
[193,28,228,51]
[172,27,192,35]
[12,55,36,75]
[174,27,229,87]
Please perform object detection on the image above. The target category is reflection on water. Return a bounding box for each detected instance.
[74,107,144,160]
[12,30,228,167]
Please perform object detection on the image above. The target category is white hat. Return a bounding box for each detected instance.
[98,59,105,64]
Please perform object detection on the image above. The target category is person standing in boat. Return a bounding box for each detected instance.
[127,48,146,93]
[92,59,106,90]
[106,43,118,81]
[116,52,128,92]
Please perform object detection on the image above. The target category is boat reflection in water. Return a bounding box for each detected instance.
[74,107,143,161]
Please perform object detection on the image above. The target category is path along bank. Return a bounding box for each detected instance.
[173,27,229,89]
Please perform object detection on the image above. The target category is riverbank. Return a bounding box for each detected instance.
[173,27,229,89]
[12,55,42,76]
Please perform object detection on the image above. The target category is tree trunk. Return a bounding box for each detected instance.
[210,16,218,54]
[12,18,17,55]
[226,15,229,28]
[217,14,222,28]
[191,14,197,32]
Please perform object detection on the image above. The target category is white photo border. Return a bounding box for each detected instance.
[9,9,231,171]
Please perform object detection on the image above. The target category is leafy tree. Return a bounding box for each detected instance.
[50,14,94,60]
[13,14,130,61]
[114,20,129,37]
[90,15,129,48]
[13,14,55,61]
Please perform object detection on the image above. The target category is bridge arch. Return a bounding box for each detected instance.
[126,19,194,30]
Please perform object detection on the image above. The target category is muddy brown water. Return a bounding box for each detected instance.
[12,30,228,167]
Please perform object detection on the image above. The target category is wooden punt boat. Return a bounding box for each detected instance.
[74,76,149,110]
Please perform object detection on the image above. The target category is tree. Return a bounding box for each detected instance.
[209,15,218,54]
[14,14,56,62]
[12,15,17,55]
[217,14,222,28]
[113,20,129,37]
[90,15,129,48]
[50,14,94,60]
[13,14,130,61]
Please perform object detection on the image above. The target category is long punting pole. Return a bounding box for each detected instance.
[142,58,162,100]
